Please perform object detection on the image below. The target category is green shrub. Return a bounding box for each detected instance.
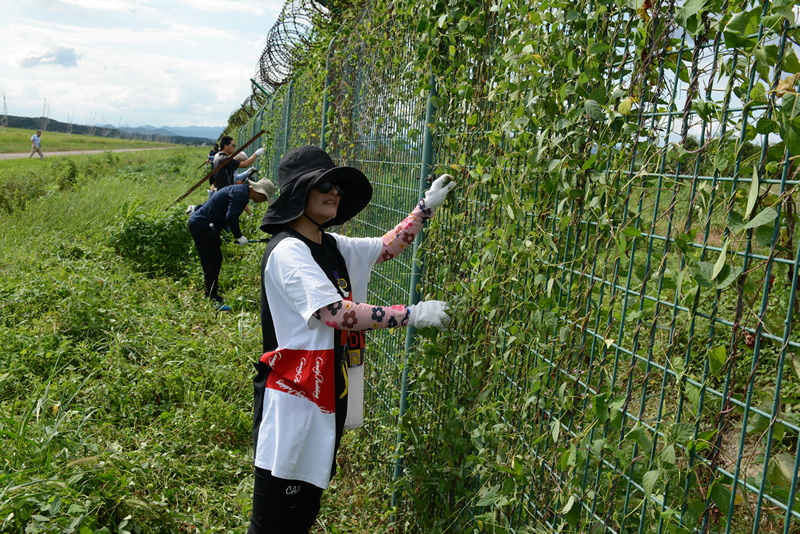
[109,203,193,278]
[103,149,119,166]
[0,169,47,214]
[50,157,79,190]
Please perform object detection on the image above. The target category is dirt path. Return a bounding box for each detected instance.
[0,147,178,160]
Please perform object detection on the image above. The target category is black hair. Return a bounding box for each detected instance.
[220,136,234,148]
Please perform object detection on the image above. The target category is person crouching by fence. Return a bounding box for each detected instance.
[188,178,276,312]
[248,145,456,533]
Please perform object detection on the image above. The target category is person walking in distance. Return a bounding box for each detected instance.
[187,177,276,311]
[248,145,456,533]
[29,130,44,159]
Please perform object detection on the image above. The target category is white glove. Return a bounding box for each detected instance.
[234,168,254,181]
[236,236,249,245]
[422,174,456,210]
[407,300,451,330]
[254,148,266,156]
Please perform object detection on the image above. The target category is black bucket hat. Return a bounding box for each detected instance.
[260,145,372,234]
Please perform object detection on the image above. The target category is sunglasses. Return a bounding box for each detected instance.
[315,182,344,197]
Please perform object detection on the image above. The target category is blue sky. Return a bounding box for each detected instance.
[0,0,285,128]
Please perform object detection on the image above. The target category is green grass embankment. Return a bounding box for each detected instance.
[0,148,262,532]
[0,126,180,153]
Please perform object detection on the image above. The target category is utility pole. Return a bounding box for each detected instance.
[87,112,96,136]
[1,92,7,131]
[41,98,50,131]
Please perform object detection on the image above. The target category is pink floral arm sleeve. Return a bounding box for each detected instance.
[314,301,410,331]
[378,199,434,263]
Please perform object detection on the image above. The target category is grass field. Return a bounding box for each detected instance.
[0,126,182,154]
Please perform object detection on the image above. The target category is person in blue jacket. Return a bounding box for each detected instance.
[188,177,276,311]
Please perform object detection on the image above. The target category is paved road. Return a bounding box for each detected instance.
[0,147,177,160]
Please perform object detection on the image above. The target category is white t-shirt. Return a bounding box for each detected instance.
[255,232,381,488]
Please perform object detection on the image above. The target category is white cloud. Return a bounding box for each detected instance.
[0,0,286,127]
[17,46,79,68]
[173,0,282,16]
[55,0,151,13]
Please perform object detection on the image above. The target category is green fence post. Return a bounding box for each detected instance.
[250,78,270,97]
[320,37,336,152]
[390,74,437,515]
[283,80,294,154]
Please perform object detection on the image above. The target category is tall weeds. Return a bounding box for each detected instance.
[0,148,270,533]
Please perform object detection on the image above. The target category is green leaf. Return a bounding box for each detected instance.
[745,168,759,219]
[593,394,609,423]
[590,43,612,55]
[608,395,626,428]
[643,470,661,498]
[694,262,715,287]
[476,490,502,506]
[712,238,728,280]
[742,207,778,230]
[660,444,677,466]
[670,423,697,446]
[585,99,605,121]
[780,93,800,155]
[710,482,732,517]
[772,0,796,19]
[768,452,796,489]
[617,234,627,255]
[728,211,746,234]
[788,354,800,380]
[714,150,730,171]
[783,48,800,74]
[561,494,576,513]
[684,383,701,417]
[708,346,727,376]
[551,419,561,443]
[746,409,770,435]
[622,227,642,237]
[627,426,653,454]
[723,10,758,51]
[675,0,708,33]
[755,117,778,135]
[715,265,742,290]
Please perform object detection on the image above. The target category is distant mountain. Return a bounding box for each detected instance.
[119,125,183,138]
[119,125,223,141]
[6,116,215,146]
[163,126,224,140]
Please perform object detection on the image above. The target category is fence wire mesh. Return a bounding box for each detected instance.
[234,1,800,532]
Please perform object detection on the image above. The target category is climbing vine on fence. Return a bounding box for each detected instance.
[232,0,800,531]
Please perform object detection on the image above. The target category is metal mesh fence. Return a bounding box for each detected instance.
[234,1,800,532]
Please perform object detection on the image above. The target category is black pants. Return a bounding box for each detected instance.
[188,221,222,300]
[247,467,324,534]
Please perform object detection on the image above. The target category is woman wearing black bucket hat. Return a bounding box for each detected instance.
[247,145,455,533]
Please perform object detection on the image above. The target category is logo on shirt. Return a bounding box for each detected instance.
[333,270,350,298]
[313,357,325,400]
